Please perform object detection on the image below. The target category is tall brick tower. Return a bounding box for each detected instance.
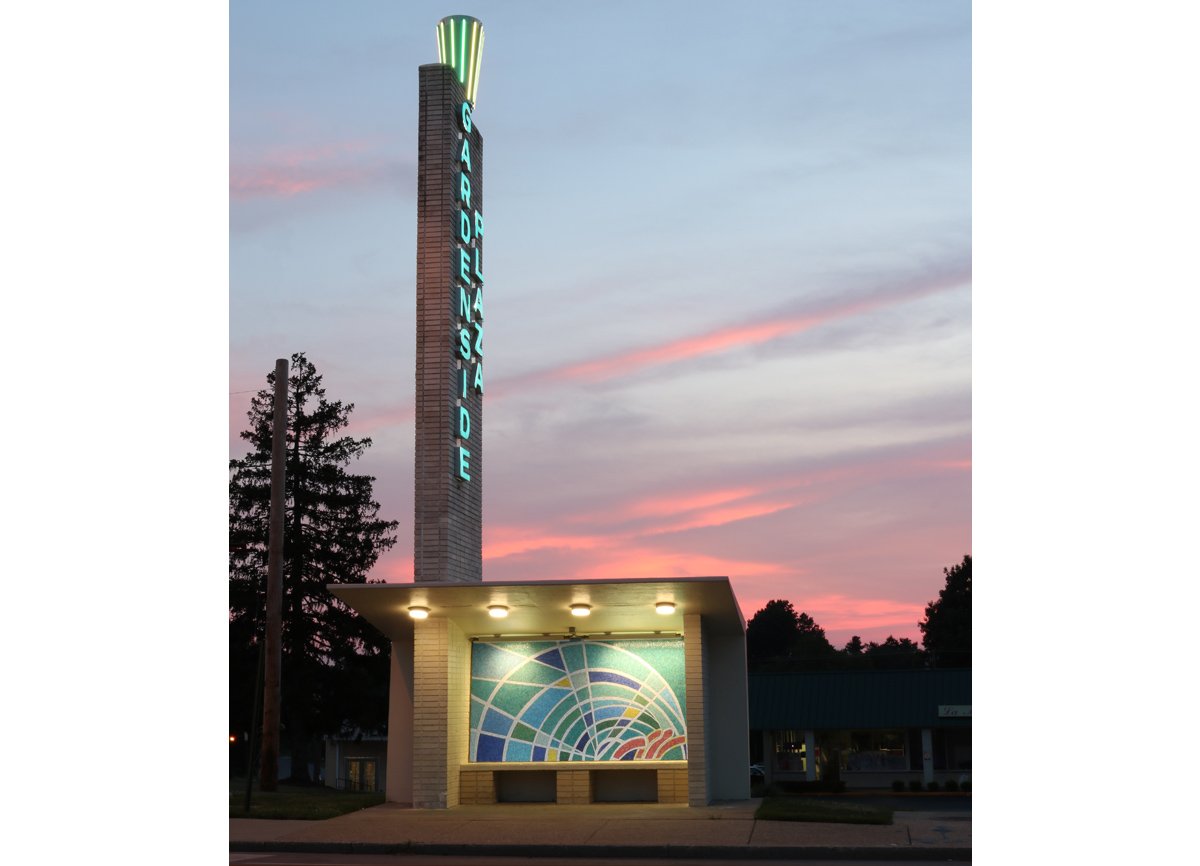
[414,16,486,583]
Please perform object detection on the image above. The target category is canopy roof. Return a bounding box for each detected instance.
[329,576,745,642]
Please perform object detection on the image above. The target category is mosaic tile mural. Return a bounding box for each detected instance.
[469,639,687,762]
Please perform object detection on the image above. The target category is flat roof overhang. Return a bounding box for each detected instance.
[328,576,745,643]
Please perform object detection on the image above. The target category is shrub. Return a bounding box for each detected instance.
[907,780,924,792]
[927,781,940,792]
[962,780,971,792]
[943,779,959,792]
[891,780,906,792]
[772,779,846,795]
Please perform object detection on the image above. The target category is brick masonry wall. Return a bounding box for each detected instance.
[459,768,497,805]
[656,767,689,804]
[411,617,471,808]
[684,613,709,806]
[556,770,592,805]
[412,619,448,807]
[414,63,484,584]
[446,618,469,805]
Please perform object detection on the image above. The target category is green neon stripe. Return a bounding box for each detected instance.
[473,30,484,103]
[466,20,478,101]
[459,17,467,83]
[449,18,456,76]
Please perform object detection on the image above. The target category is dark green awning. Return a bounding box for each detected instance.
[749,669,971,730]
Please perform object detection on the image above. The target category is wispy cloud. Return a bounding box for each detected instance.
[490,262,970,396]
[230,139,412,200]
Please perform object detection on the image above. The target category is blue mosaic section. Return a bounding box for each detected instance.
[469,639,687,762]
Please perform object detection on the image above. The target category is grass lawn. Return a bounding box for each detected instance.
[755,796,893,825]
[230,779,385,820]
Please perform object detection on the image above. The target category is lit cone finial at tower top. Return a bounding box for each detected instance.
[436,15,485,105]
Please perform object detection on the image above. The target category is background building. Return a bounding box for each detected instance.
[749,669,971,788]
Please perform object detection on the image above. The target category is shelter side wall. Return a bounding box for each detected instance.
[705,621,750,800]
[386,637,414,803]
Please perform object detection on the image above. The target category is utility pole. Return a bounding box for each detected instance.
[260,357,287,791]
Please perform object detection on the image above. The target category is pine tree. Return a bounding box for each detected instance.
[746,600,837,670]
[919,554,972,668]
[229,353,398,782]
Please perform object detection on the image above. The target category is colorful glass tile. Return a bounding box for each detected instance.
[468,639,687,762]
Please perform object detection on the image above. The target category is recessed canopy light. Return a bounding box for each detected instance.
[408,605,430,620]
[487,605,509,619]
[655,602,676,615]
[569,603,592,617]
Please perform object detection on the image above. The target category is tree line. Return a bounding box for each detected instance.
[746,555,971,671]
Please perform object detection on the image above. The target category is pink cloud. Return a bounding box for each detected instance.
[641,500,803,536]
[483,527,606,560]
[626,486,761,519]
[490,267,970,395]
[230,139,401,200]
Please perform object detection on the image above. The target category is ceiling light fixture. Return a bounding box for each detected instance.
[569,603,592,617]
[655,602,676,615]
[487,605,509,619]
[407,606,430,620]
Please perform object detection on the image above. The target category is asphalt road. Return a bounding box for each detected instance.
[231,856,965,866]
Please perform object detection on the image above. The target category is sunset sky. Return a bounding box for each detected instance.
[229,1,971,646]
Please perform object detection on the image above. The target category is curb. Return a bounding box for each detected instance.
[230,840,972,861]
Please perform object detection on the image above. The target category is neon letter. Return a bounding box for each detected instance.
[473,246,483,282]
[459,138,472,171]
[459,248,471,282]
[458,405,471,439]
[459,210,471,244]
[459,100,472,133]
[457,446,471,481]
[474,210,484,239]
[472,363,484,394]
[459,173,471,206]
[473,322,483,358]
[472,288,484,321]
[458,287,473,322]
[458,327,471,359]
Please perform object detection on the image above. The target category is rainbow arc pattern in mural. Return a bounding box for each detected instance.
[470,639,687,762]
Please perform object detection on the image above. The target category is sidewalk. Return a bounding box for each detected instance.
[230,800,971,860]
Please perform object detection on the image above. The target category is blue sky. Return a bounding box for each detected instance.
[230,1,971,645]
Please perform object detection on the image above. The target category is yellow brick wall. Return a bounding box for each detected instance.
[556,770,592,804]
[445,619,469,807]
[412,619,448,807]
[684,613,708,806]
[656,767,689,804]
[459,769,496,805]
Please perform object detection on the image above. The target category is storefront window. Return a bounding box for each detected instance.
[847,730,907,772]
[817,730,907,773]
[772,730,807,773]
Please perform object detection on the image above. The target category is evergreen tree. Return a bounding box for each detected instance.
[863,635,926,669]
[229,353,398,782]
[746,600,837,670]
[919,554,972,667]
